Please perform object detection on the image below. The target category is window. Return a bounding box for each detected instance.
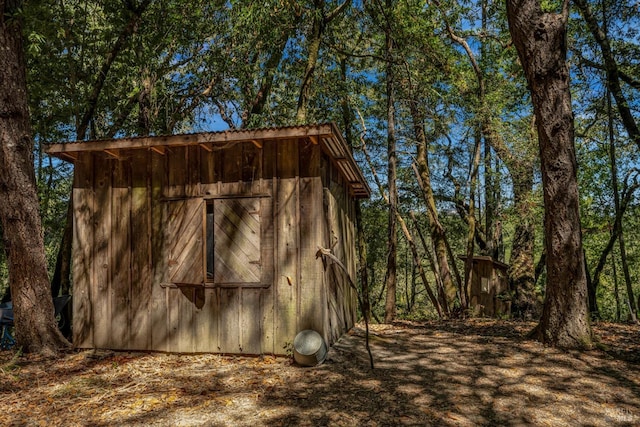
[481,277,490,294]
[206,198,262,285]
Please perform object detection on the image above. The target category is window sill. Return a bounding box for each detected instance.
[161,282,270,289]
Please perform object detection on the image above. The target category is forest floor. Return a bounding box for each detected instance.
[0,319,638,426]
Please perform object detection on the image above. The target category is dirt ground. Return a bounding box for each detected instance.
[0,320,638,426]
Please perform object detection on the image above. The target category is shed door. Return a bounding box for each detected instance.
[164,198,205,284]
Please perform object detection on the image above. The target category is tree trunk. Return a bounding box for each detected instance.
[607,74,638,323]
[383,19,398,323]
[483,116,538,319]
[463,132,482,313]
[574,0,640,150]
[506,0,593,348]
[296,0,351,124]
[412,108,455,314]
[0,0,70,355]
[297,1,325,124]
[612,249,620,321]
[509,171,538,319]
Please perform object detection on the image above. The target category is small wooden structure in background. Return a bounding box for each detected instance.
[459,256,511,317]
[46,123,370,354]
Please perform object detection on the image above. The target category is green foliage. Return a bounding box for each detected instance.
[3,0,638,323]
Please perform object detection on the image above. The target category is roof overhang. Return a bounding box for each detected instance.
[457,255,509,271]
[46,123,371,198]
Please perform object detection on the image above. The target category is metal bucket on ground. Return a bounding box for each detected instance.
[293,329,327,366]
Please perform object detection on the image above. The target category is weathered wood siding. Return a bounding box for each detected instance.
[467,258,510,318]
[71,137,358,354]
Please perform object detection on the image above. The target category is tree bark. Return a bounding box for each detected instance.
[383,0,397,323]
[295,0,351,124]
[412,108,455,314]
[506,0,593,348]
[509,170,538,319]
[0,0,70,354]
[484,118,538,319]
[463,132,482,314]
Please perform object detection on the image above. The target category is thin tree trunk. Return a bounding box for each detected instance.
[584,249,598,319]
[463,132,482,313]
[411,107,455,314]
[480,0,499,260]
[296,0,351,124]
[397,213,444,318]
[574,0,640,150]
[410,211,445,309]
[76,0,151,141]
[605,49,638,323]
[356,202,371,322]
[506,0,593,348]
[509,172,537,319]
[356,114,443,318]
[0,0,70,354]
[340,55,370,324]
[618,228,637,322]
[383,0,397,323]
[612,248,620,321]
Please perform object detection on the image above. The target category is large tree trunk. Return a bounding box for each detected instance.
[0,0,70,355]
[506,0,593,348]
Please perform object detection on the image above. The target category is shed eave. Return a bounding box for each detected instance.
[46,123,371,198]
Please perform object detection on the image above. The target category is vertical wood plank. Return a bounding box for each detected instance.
[188,146,201,197]
[194,288,219,352]
[242,141,262,193]
[130,151,152,350]
[72,153,94,348]
[166,287,180,352]
[177,287,196,353]
[240,288,262,354]
[259,141,276,354]
[111,157,131,349]
[150,151,169,351]
[219,288,240,353]
[298,177,324,333]
[260,183,275,354]
[200,149,220,196]
[92,155,112,348]
[274,139,299,352]
[299,139,321,178]
[223,142,242,182]
[165,147,187,352]
[221,142,242,196]
[165,146,187,198]
[323,187,345,344]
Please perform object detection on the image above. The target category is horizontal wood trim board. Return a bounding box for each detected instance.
[161,193,272,202]
[160,283,271,289]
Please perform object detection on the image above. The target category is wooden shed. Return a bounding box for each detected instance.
[459,256,511,317]
[46,123,370,354]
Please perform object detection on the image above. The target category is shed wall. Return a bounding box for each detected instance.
[72,138,357,354]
